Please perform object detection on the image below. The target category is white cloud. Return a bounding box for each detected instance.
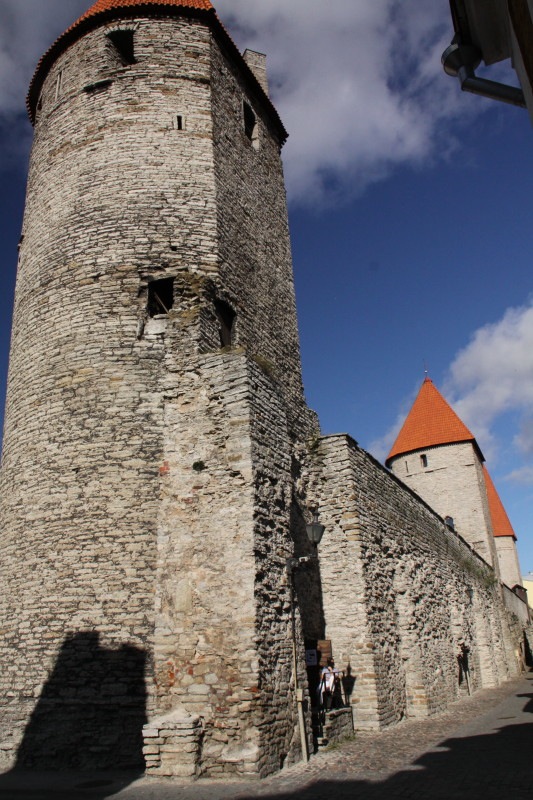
[220,0,480,204]
[0,0,89,166]
[444,300,533,462]
[1,0,483,203]
[0,1,87,115]
[371,302,533,469]
[506,466,533,485]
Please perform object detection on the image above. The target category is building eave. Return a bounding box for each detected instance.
[449,0,512,64]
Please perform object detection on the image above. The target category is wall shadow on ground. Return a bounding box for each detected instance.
[0,631,146,799]
[238,715,533,800]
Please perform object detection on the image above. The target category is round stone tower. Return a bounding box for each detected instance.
[386,377,499,569]
[0,0,317,776]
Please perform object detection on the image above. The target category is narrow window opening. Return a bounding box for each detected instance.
[36,95,43,113]
[215,300,236,347]
[420,454,428,468]
[243,101,259,148]
[55,71,63,101]
[176,115,183,131]
[107,30,136,65]
[405,460,408,474]
[147,278,174,317]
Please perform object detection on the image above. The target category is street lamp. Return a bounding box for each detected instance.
[306,510,325,547]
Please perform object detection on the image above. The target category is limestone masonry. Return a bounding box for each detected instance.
[0,0,530,780]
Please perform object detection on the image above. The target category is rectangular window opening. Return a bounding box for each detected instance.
[215,299,236,348]
[243,100,258,148]
[148,278,174,317]
[108,30,136,65]
[420,454,428,468]
[55,71,63,101]
[176,115,183,131]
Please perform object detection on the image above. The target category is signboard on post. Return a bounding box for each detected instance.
[317,639,332,667]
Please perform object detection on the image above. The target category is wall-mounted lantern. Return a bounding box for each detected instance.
[306,510,325,547]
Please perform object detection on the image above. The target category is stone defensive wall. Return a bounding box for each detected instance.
[304,434,525,730]
[0,1,529,782]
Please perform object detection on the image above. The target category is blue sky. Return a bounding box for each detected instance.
[1,1,532,573]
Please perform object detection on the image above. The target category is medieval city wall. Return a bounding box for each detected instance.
[0,4,528,780]
[307,435,521,731]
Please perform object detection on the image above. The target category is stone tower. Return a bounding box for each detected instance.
[386,377,519,579]
[0,0,318,777]
[484,467,522,589]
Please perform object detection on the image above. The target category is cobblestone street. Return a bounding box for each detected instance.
[1,673,532,800]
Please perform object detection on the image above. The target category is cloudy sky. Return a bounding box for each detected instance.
[1,1,532,570]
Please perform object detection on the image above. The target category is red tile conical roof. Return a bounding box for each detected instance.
[386,377,479,466]
[483,467,516,539]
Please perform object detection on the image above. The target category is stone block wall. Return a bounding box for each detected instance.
[320,709,354,747]
[151,349,307,778]
[495,536,523,590]
[210,39,313,440]
[305,435,520,731]
[143,711,202,778]
[1,4,526,780]
[0,16,219,768]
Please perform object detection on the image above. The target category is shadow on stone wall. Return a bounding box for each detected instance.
[10,632,147,773]
[290,499,326,646]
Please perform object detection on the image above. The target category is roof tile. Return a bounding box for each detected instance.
[76,0,213,25]
[386,377,477,465]
[483,466,516,539]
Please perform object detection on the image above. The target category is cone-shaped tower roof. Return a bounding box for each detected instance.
[386,377,480,466]
[483,466,516,539]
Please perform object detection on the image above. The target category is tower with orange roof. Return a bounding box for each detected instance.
[0,0,317,776]
[483,466,522,588]
[386,377,521,586]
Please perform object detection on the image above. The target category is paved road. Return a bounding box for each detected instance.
[1,674,532,799]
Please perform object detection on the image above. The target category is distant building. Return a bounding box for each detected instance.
[523,573,533,606]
